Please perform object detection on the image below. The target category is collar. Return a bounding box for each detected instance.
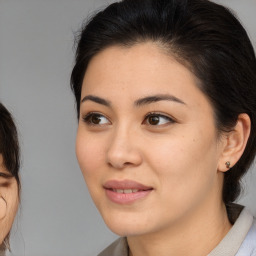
[208,205,254,256]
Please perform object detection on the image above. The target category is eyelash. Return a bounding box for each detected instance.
[82,112,176,127]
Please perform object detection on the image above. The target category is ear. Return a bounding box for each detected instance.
[218,113,251,172]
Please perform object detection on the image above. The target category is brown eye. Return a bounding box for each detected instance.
[148,115,160,125]
[91,114,102,124]
[144,113,175,126]
[83,113,110,125]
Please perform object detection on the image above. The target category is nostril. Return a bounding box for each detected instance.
[107,161,131,169]
[106,138,143,169]
[124,162,132,166]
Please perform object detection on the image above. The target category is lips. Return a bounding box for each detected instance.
[104,179,152,190]
[103,179,153,204]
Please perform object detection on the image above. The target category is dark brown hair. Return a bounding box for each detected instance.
[70,0,256,204]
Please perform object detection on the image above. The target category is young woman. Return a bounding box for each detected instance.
[70,0,256,255]
[0,103,20,255]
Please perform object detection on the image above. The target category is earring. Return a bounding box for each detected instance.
[225,161,231,169]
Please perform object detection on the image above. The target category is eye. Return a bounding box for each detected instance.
[0,172,13,179]
[143,113,175,126]
[82,112,110,126]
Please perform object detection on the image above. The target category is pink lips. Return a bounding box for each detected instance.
[103,180,153,204]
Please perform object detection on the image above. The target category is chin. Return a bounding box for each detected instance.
[101,211,154,237]
[107,223,146,237]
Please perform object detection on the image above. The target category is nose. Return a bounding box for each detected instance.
[106,126,143,169]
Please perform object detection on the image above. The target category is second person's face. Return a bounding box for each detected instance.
[0,155,18,244]
[76,42,226,237]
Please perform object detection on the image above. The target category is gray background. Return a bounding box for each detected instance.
[0,0,255,255]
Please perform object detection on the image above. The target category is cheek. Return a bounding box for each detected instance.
[76,130,110,213]
[146,133,201,172]
[146,131,218,201]
[76,130,105,182]
[0,183,19,243]
[7,195,19,227]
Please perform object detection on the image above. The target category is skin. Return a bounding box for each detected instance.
[76,42,250,256]
[0,155,18,245]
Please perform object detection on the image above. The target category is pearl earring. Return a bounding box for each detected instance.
[225,161,231,169]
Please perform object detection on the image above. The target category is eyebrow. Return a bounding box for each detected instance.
[81,93,186,107]
[81,95,111,107]
[135,94,186,106]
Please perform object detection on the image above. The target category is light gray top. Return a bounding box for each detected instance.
[98,206,256,256]
[209,207,256,256]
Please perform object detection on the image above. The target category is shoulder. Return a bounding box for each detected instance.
[236,217,256,256]
[97,237,128,256]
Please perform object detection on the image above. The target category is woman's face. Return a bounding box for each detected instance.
[0,155,18,243]
[76,42,226,236]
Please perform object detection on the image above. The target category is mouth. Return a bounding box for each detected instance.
[103,179,153,204]
[110,188,145,194]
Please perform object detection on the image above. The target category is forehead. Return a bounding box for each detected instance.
[82,42,211,110]
[86,43,189,85]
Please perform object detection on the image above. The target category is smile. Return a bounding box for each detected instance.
[103,180,153,204]
[111,189,140,193]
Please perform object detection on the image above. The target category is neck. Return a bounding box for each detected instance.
[127,197,232,256]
